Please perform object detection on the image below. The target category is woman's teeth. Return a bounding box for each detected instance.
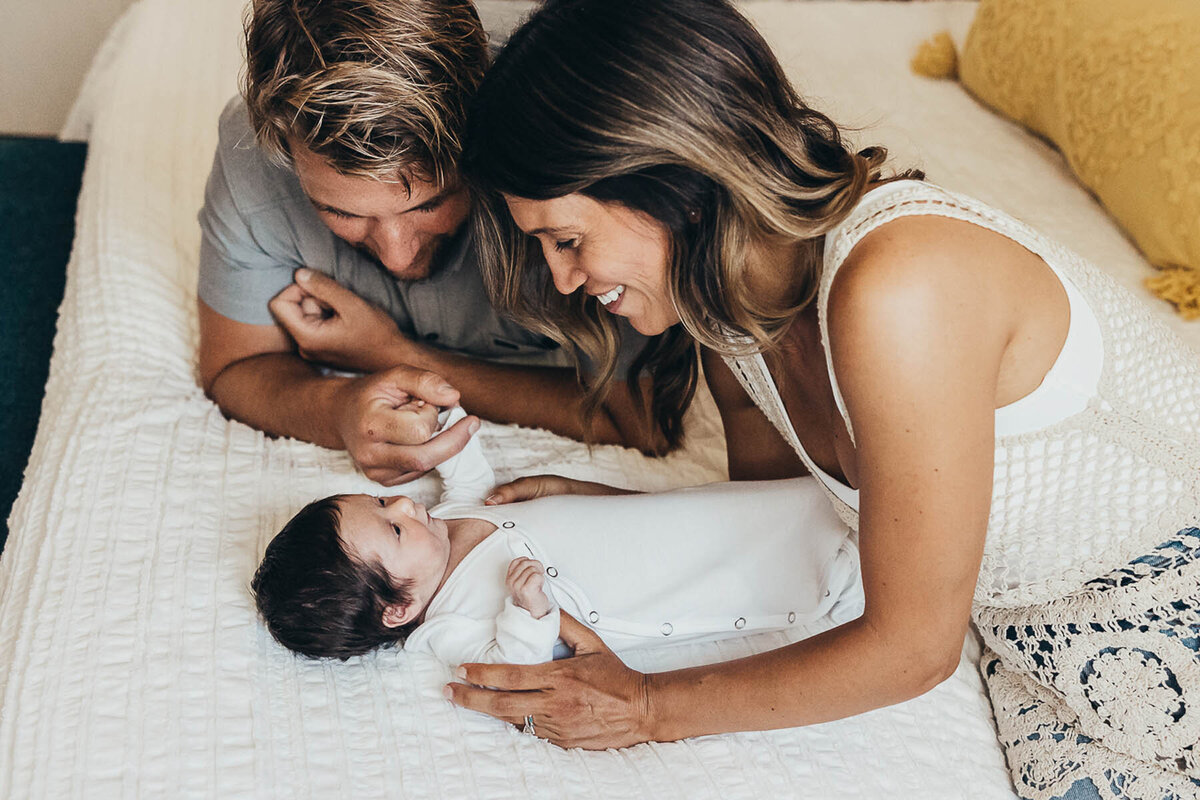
[597,285,625,306]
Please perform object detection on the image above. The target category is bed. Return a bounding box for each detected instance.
[3,1,1195,797]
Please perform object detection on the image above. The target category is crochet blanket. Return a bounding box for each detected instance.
[10,0,1186,796]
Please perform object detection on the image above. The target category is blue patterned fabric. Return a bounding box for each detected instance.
[981,529,1200,800]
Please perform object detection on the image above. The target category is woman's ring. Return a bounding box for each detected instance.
[522,714,536,736]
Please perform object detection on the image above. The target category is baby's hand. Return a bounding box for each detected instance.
[506,557,552,619]
[392,398,442,444]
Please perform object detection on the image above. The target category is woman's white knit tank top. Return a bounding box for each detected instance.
[724,180,1200,609]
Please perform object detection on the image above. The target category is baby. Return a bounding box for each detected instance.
[252,408,863,665]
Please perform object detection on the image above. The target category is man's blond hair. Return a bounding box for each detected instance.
[243,0,487,188]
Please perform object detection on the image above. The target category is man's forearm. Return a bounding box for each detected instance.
[380,341,667,454]
[207,352,347,448]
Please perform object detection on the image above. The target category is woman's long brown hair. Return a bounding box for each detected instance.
[463,0,913,449]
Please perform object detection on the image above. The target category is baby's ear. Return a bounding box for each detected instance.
[381,603,414,628]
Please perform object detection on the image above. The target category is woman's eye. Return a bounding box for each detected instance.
[416,199,443,214]
[553,239,577,252]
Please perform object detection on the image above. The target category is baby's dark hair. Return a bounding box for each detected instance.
[251,495,417,659]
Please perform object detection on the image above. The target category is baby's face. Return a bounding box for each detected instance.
[337,494,450,626]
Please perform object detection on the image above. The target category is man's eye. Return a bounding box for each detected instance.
[416,199,443,214]
[553,239,577,252]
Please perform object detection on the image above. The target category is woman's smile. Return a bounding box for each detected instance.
[594,284,625,311]
[503,193,679,335]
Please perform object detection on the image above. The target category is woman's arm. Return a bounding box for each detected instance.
[447,224,1008,748]
[647,230,1004,741]
[702,349,807,481]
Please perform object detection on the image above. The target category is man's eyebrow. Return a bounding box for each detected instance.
[305,183,459,218]
[409,183,459,210]
[308,198,360,216]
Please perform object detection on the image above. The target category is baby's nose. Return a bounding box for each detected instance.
[384,495,414,512]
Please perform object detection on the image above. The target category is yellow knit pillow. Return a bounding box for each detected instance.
[958,0,1200,318]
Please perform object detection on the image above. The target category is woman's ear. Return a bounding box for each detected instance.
[381,603,415,628]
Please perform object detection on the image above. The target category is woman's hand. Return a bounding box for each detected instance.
[446,612,655,749]
[485,475,638,505]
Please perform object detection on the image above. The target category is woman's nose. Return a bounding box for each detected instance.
[546,259,586,295]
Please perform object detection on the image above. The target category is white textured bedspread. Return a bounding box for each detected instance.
[8,0,1191,797]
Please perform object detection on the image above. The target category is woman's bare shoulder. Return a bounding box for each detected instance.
[823,214,1023,390]
[827,214,1027,344]
[837,214,1025,288]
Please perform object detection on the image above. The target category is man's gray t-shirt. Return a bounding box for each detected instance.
[198,97,603,368]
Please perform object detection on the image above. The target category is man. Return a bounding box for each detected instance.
[198,0,657,486]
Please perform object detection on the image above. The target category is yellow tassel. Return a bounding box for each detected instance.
[911,31,958,80]
[1145,267,1200,321]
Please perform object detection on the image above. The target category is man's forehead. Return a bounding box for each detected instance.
[288,137,452,203]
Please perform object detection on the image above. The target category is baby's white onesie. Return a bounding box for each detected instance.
[403,408,864,666]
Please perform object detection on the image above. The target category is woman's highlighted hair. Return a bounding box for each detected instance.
[463,0,912,446]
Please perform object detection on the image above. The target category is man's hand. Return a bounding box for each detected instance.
[270,268,409,373]
[506,557,553,619]
[332,365,475,485]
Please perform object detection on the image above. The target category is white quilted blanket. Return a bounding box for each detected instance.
[8,0,1193,797]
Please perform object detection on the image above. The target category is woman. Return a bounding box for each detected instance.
[450,0,1200,797]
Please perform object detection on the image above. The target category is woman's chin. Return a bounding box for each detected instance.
[628,316,677,336]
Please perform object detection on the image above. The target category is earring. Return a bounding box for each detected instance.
[687,208,701,224]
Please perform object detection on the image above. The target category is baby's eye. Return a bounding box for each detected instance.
[392,523,403,538]
[377,497,385,507]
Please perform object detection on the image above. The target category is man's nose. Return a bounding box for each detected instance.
[371,219,422,274]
